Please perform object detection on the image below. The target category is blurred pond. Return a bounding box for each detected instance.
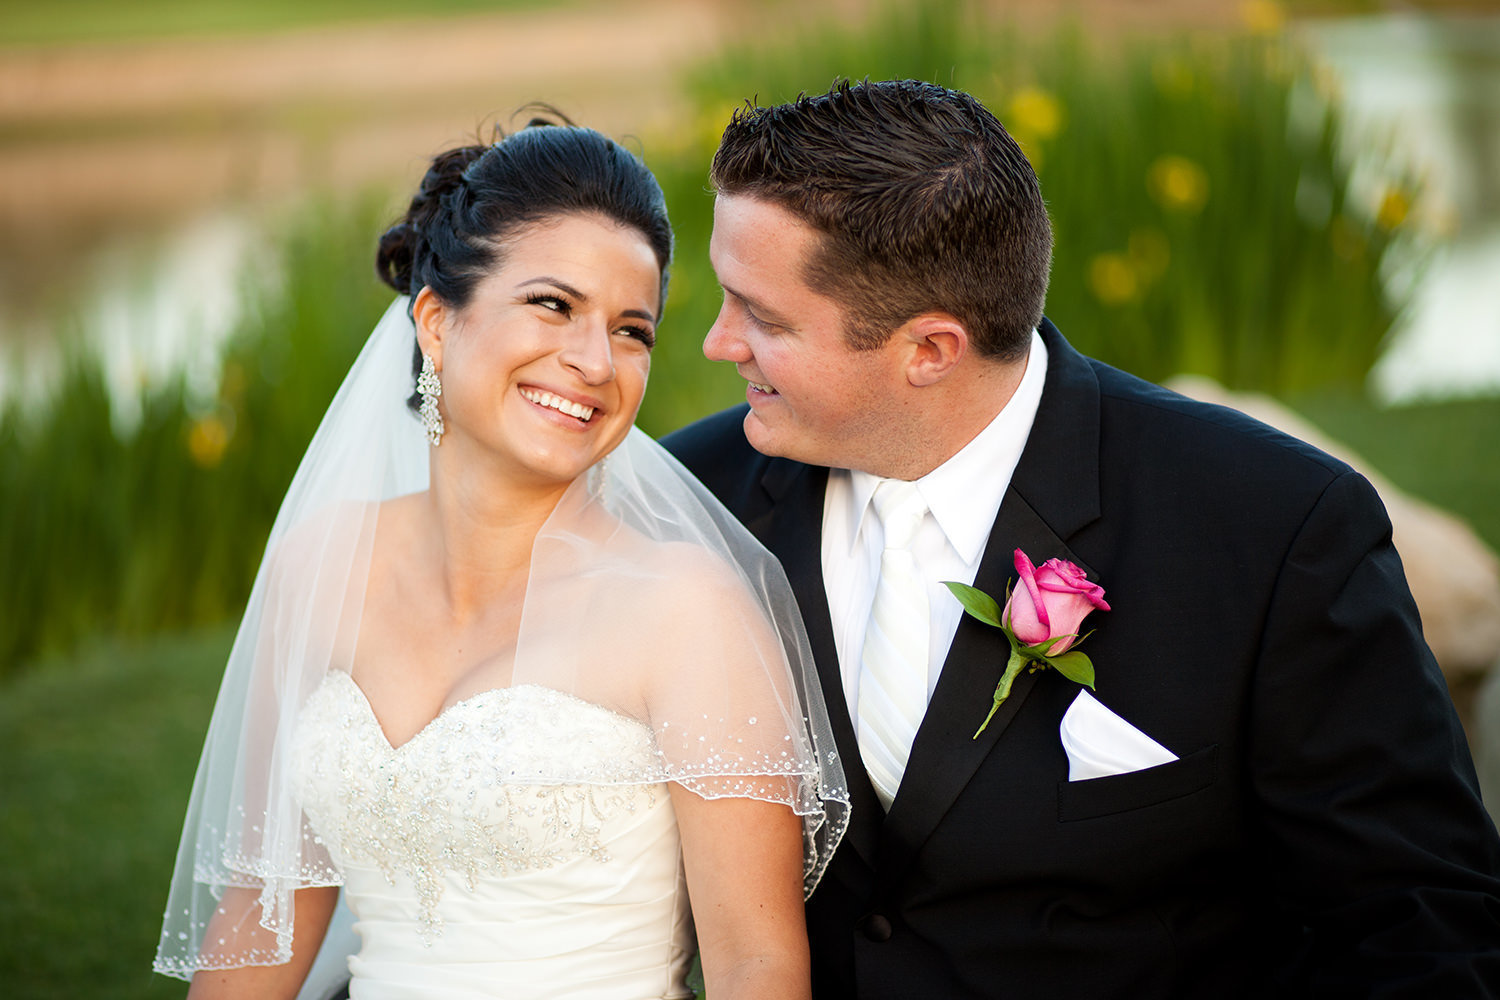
[0,1,723,415]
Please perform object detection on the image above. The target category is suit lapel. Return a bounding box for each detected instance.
[752,459,883,871]
[881,488,1085,874]
[881,320,1104,877]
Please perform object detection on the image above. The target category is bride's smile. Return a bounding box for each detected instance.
[518,385,599,422]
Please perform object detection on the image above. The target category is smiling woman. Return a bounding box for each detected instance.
[409,214,661,494]
[153,119,848,1000]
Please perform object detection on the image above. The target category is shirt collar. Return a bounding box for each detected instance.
[842,329,1049,562]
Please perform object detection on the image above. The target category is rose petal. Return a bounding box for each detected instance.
[1006,549,1052,644]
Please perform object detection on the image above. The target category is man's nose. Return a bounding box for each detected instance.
[703,307,750,364]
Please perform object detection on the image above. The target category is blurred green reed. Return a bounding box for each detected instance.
[1,8,1418,678]
[0,197,394,678]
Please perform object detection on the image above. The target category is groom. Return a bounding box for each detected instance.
[664,80,1500,997]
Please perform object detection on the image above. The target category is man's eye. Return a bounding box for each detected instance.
[745,306,778,331]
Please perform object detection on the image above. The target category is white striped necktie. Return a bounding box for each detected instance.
[856,480,930,811]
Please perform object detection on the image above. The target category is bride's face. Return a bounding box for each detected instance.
[417,212,661,487]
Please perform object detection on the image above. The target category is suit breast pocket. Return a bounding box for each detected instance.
[1056,744,1218,822]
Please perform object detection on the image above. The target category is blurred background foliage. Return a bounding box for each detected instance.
[0,0,561,45]
[0,1,1444,677]
[2,1,1498,997]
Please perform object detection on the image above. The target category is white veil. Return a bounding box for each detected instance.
[154,297,850,984]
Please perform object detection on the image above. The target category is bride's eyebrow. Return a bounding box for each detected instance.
[518,276,656,324]
[518,276,584,299]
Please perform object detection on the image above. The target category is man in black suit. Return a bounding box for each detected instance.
[664,79,1500,998]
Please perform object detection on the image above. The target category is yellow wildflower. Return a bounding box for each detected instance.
[1240,0,1285,36]
[1376,188,1411,231]
[1088,254,1140,306]
[1007,87,1064,142]
[1148,156,1210,214]
[188,414,232,469]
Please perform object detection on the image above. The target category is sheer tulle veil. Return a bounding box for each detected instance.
[153,297,850,986]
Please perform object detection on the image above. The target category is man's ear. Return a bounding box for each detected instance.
[412,286,449,369]
[901,312,969,387]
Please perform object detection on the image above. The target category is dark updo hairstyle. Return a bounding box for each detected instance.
[376,112,673,408]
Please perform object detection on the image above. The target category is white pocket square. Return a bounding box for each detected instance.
[1060,690,1178,781]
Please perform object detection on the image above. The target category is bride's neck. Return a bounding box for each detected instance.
[418,468,567,620]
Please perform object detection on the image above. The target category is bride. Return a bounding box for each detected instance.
[153,118,848,1000]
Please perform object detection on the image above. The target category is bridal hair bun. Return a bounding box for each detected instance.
[375,143,487,296]
[374,111,670,311]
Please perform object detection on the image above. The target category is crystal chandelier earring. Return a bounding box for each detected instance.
[417,353,444,445]
[589,454,611,505]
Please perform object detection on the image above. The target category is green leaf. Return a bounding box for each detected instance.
[1048,650,1096,688]
[1025,634,1079,656]
[943,581,1003,628]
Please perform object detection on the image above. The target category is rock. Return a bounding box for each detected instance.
[1165,376,1500,711]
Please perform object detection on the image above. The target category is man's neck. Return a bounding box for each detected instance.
[876,351,1030,481]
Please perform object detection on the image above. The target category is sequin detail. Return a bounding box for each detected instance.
[290,674,660,942]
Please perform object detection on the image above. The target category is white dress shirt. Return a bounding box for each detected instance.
[821,330,1048,719]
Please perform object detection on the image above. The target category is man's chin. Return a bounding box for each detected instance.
[741,409,796,459]
[742,409,832,465]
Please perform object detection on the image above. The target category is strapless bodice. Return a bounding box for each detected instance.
[290,672,694,1000]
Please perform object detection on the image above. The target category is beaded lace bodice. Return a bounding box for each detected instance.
[290,670,694,1000]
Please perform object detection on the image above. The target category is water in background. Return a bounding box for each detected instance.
[3,9,1498,423]
[1302,13,1500,402]
[2,212,271,432]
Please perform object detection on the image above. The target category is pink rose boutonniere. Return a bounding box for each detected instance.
[944,549,1110,738]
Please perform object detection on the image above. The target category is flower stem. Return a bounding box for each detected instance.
[974,647,1028,739]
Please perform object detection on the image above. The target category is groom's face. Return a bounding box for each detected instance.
[705,194,906,471]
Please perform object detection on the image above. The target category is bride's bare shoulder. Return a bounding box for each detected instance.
[262,494,424,593]
[621,533,771,629]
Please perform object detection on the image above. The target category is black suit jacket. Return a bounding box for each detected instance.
[664,320,1500,998]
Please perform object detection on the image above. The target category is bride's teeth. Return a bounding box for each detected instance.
[522,389,595,422]
[749,381,776,394]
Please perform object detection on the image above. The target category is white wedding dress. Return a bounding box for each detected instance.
[151,306,847,990]
[291,670,697,1000]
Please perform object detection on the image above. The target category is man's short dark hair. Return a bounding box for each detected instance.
[711,79,1052,360]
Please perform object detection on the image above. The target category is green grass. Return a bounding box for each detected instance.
[0,626,231,1000]
[0,0,564,47]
